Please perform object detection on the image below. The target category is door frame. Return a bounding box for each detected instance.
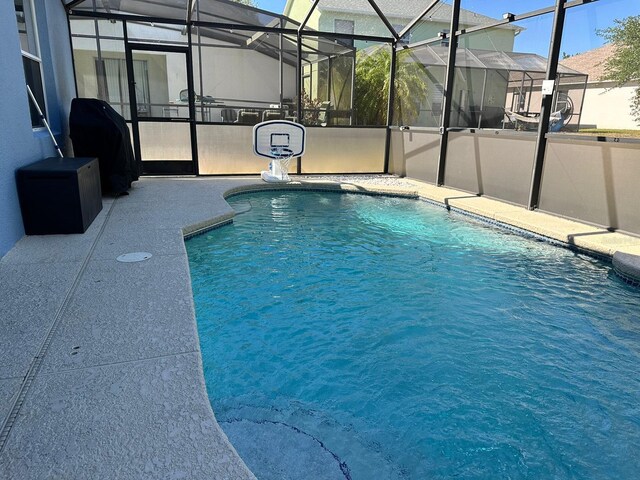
[125,42,198,175]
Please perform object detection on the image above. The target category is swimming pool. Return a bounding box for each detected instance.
[187,191,640,480]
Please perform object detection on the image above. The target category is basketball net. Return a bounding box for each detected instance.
[268,147,294,181]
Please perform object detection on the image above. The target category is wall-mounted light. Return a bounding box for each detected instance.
[503,13,515,21]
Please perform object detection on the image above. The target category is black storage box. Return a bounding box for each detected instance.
[16,157,103,235]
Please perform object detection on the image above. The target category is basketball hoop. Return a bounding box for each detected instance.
[253,120,306,183]
[264,146,292,181]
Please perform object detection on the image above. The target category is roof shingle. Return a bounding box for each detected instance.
[559,43,616,82]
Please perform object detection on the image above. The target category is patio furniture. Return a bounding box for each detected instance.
[236,110,260,125]
[262,109,285,122]
[16,157,103,234]
[179,89,216,104]
[318,101,331,126]
[220,108,238,123]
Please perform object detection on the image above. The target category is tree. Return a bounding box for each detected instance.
[354,47,429,126]
[599,16,640,125]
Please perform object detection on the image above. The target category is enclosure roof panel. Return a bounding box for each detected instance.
[196,0,298,28]
[402,45,586,76]
[504,51,584,76]
[68,0,190,20]
[66,0,299,28]
[193,26,297,63]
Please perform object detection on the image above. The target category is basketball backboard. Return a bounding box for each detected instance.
[253,120,306,159]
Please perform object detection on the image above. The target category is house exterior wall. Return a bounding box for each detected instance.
[0,0,76,258]
[318,12,515,51]
[456,28,515,52]
[284,1,515,50]
[284,0,320,29]
[71,21,298,117]
[578,82,639,130]
[284,1,515,114]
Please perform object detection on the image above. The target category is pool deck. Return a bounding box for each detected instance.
[1,175,639,479]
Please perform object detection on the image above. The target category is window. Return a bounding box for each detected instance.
[95,58,150,117]
[439,29,449,48]
[334,19,354,47]
[15,0,46,128]
[393,25,412,45]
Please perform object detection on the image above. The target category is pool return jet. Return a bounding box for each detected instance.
[253,120,306,183]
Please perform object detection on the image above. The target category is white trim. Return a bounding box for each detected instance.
[21,50,41,63]
[16,0,49,130]
[18,0,41,59]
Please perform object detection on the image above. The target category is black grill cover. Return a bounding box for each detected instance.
[69,99,140,194]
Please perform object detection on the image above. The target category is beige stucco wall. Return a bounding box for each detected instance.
[73,49,170,108]
[192,42,297,105]
[71,21,298,118]
[578,83,639,130]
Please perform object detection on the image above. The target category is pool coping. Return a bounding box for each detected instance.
[1,175,639,479]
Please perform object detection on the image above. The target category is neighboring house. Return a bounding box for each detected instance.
[284,0,522,126]
[284,0,519,51]
[560,43,639,130]
[0,0,76,257]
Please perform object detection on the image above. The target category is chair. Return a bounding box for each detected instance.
[236,110,260,125]
[318,101,331,126]
[220,108,238,123]
[262,109,285,122]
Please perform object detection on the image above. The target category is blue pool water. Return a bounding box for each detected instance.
[187,191,640,480]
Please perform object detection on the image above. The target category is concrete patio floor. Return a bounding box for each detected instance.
[0,175,639,479]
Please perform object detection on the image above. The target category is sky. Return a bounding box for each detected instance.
[253,0,287,13]
[464,0,640,56]
[251,0,640,57]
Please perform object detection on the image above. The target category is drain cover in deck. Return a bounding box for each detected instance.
[116,252,152,263]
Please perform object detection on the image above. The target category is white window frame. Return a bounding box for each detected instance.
[16,0,48,130]
[334,19,355,48]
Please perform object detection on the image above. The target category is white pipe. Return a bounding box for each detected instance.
[26,85,64,158]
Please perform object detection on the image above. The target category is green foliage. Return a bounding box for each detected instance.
[599,16,640,125]
[354,48,391,125]
[394,49,430,125]
[354,47,429,126]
